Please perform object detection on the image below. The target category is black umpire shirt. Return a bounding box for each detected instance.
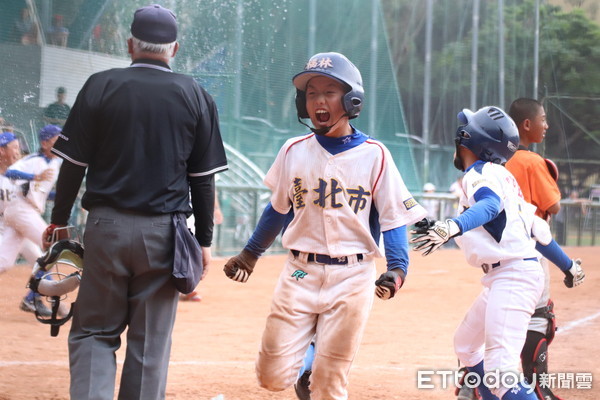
[52,59,228,244]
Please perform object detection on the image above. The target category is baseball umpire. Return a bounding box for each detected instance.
[223,52,426,399]
[45,5,227,399]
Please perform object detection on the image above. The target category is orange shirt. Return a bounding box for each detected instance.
[506,149,561,220]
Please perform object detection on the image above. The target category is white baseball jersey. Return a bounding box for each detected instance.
[454,161,539,268]
[0,174,16,215]
[452,162,545,398]
[7,153,62,213]
[264,134,426,258]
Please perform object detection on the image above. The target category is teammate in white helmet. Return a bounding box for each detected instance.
[223,52,427,400]
[411,106,584,400]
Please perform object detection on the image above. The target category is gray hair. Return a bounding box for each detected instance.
[131,37,176,55]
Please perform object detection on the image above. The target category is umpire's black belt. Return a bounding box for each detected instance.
[291,250,363,265]
[481,257,538,273]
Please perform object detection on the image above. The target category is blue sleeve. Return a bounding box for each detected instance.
[5,169,35,180]
[535,240,572,271]
[453,187,501,233]
[382,225,409,275]
[243,202,288,258]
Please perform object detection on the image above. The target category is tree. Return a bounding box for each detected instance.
[382,0,600,193]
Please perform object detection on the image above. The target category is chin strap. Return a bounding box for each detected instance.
[297,113,349,136]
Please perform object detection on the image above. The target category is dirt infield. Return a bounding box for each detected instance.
[0,247,598,400]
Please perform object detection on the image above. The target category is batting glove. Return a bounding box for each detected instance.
[563,259,584,288]
[223,249,258,283]
[375,269,406,300]
[410,219,461,256]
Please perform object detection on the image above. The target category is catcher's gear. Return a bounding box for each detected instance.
[410,218,461,256]
[293,52,364,120]
[520,330,563,400]
[223,249,258,283]
[453,106,519,170]
[531,299,557,345]
[544,158,559,182]
[563,258,584,288]
[27,239,84,336]
[42,224,71,250]
[455,367,481,400]
[375,269,405,300]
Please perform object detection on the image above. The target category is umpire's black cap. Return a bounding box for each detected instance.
[130,4,177,44]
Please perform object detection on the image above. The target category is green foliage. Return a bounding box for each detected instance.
[382,0,600,192]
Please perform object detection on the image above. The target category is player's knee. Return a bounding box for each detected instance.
[257,378,287,392]
[256,370,289,392]
[453,336,482,367]
[255,353,297,392]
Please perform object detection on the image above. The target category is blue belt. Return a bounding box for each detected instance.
[291,250,363,265]
[482,257,538,273]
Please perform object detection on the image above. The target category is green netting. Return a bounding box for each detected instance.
[0,0,421,191]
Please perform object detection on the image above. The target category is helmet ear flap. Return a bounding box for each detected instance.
[344,94,362,119]
[295,89,309,119]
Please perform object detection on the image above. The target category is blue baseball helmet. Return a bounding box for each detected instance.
[455,106,519,166]
[292,52,364,120]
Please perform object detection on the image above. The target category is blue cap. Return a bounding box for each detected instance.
[0,132,17,147]
[131,4,177,44]
[39,124,61,141]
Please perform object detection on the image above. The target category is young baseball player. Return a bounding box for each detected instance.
[0,126,62,315]
[0,132,43,276]
[505,99,562,400]
[410,106,584,400]
[223,52,427,400]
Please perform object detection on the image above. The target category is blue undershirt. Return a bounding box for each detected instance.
[244,128,409,274]
[451,186,502,234]
[450,161,572,272]
[535,240,572,271]
[5,169,35,180]
[5,153,53,181]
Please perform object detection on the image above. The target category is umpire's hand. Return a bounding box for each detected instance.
[223,249,258,283]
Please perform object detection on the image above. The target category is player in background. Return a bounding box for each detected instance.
[411,106,584,400]
[0,132,44,272]
[505,99,563,400]
[0,131,43,279]
[0,125,61,315]
[223,52,426,400]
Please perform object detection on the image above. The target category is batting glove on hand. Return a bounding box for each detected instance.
[223,249,258,283]
[563,259,584,288]
[375,269,406,300]
[410,219,461,256]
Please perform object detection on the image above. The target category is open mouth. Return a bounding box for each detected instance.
[316,109,330,123]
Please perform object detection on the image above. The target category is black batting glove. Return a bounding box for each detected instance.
[375,269,406,300]
[223,249,258,283]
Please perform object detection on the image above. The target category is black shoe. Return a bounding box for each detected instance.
[294,370,311,400]
[20,297,52,317]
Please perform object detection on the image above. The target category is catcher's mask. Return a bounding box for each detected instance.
[28,239,84,336]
